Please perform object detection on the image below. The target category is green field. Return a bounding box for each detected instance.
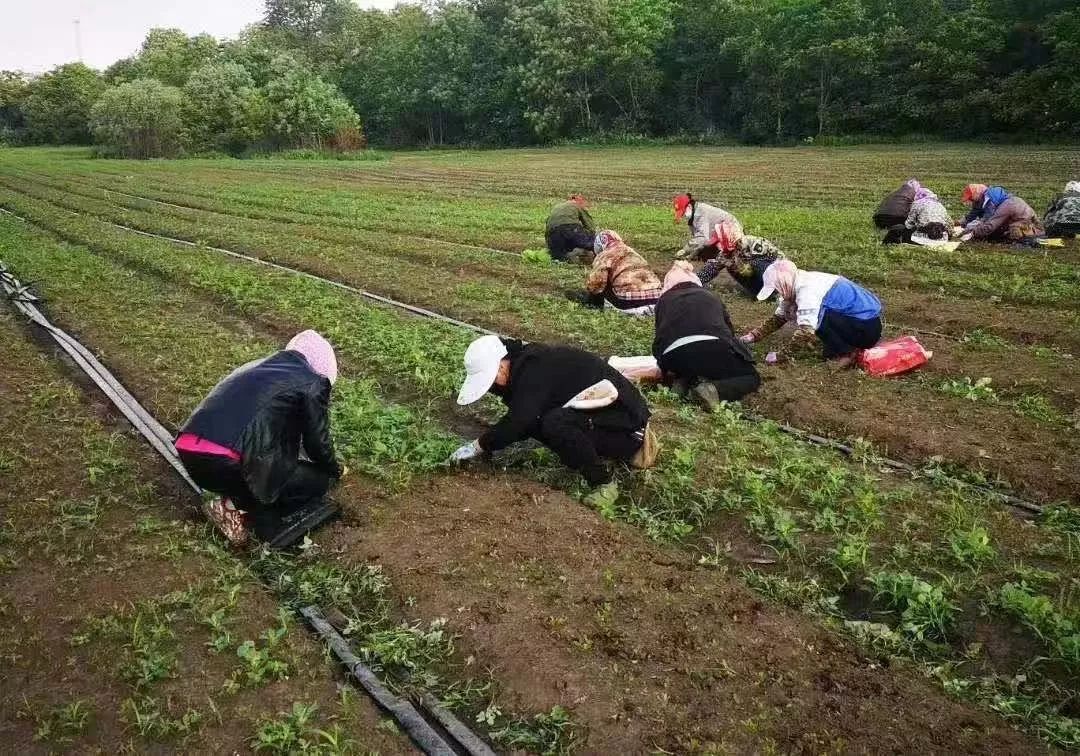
[1,143,1079,752]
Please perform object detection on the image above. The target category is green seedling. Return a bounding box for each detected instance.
[490,705,580,755]
[33,700,92,744]
[997,582,1080,669]
[939,376,997,402]
[948,525,995,569]
[870,571,957,643]
[121,697,202,739]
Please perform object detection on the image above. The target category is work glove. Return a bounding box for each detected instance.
[448,439,482,463]
[960,232,974,242]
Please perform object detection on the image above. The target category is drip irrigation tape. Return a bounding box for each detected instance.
[0,258,493,756]
[0,261,200,493]
[0,203,1046,516]
[300,606,467,756]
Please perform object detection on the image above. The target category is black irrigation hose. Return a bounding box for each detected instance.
[0,255,493,756]
[0,204,1046,517]
[302,606,496,756]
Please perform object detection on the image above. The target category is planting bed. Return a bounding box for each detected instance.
[2,144,1079,751]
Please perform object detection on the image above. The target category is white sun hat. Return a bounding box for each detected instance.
[457,334,508,405]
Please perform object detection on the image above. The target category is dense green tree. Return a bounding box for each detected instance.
[0,71,29,142]
[90,78,187,158]
[262,54,361,148]
[184,62,267,153]
[23,63,106,144]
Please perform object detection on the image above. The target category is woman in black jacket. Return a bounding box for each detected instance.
[175,330,344,548]
[449,335,654,510]
[653,264,761,411]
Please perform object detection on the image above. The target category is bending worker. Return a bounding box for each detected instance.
[742,260,883,368]
[545,193,597,263]
[697,220,784,297]
[1044,181,1080,239]
[572,230,662,315]
[175,330,344,548]
[960,184,1044,244]
[654,262,761,411]
[450,335,657,509]
[673,193,742,260]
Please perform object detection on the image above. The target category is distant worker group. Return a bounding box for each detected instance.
[177,175,1078,548]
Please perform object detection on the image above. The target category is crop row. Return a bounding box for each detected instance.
[2,179,1076,507]
[2,204,1079,745]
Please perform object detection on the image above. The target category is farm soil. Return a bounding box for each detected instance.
[0,312,411,754]
[325,470,1040,754]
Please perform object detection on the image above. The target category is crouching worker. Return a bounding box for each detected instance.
[742,260,883,369]
[545,194,597,263]
[673,193,743,260]
[449,335,658,509]
[175,330,344,548]
[960,184,1044,244]
[568,230,662,315]
[1043,181,1080,239]
[901,186,953,243]
[697,220,784,297]
[654,263,761,411]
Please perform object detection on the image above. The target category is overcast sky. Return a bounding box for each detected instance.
[1,0,402,74]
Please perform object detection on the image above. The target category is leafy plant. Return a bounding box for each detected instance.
[869,571,957,642]
[33,700,92,744]
[947,525,994,569]
[939,376,997,402]
[490,705,580,755]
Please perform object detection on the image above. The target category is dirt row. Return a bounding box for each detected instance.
[0,214,1044,752]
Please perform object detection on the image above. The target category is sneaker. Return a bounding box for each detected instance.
[690,380,721,412]
[204,496,250,546]
[583,481,619,514]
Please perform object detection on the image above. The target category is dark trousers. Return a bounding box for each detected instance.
[536,406,644,486]
[659,340,762,400]
[546,225,595,261]
[816,312,883,358]
[728,257,773,297]
[882,224,911,245]
[178,451,333,540]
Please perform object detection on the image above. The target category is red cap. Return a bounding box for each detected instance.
[962,183,987,204]
[673,193,692,223]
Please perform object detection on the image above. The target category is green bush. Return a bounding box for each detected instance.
[91,79,187,158]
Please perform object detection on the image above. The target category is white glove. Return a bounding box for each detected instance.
[960,232,973,242]
[448,439,482,463]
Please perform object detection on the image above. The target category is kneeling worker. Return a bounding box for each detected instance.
[572,230,662,315]
[545,194,597,263]
[742,260,883,368]
[450,335,657,509]
[175,330,344,548]
[654,262,761,411]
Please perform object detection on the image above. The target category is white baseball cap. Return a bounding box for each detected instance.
[457,335,508,405]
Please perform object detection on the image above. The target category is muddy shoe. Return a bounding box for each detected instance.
[828,352,859,372]
[690,380,721,412]
[266,498,342,550]
[584,481,619,513]
[203,496,250,547]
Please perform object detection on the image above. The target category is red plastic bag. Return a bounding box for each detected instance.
[857,336,932,377]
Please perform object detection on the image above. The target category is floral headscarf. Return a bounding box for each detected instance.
[914,187,938,202]
[593,229,625,254]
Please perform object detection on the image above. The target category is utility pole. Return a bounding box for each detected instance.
[74,19,83,62]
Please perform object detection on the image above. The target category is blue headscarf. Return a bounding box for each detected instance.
[983,186,1010,210]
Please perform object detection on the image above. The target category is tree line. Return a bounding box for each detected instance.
[2,0,1077,155]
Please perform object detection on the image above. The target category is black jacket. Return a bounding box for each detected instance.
[652,283,754,364]
[179,350,341,504]
[480,341,650,452]
[873,183,916,229]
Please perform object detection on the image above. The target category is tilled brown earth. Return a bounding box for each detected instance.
[324,470,1041,754]
[0,312,412,754]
